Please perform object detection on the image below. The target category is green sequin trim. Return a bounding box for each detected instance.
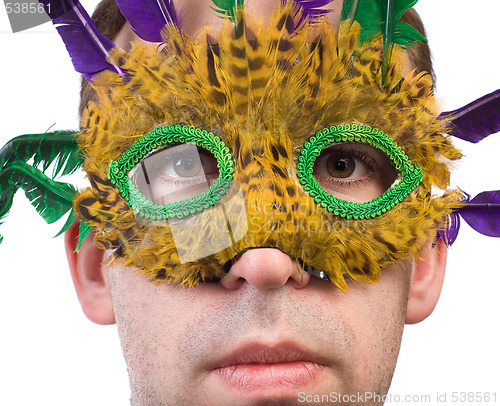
[296,124,423,220]
[108,125,234,219]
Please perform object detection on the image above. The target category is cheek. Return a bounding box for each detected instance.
[346,265,411,394]
[106,265,199,402]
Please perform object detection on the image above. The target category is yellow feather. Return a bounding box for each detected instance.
[73,2,463,291]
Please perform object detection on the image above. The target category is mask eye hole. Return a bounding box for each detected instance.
[297,124,422,219]
[129,143,220,206]
[312,142,398,203]
[109,125,234,220]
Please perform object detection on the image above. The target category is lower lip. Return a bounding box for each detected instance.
[215,361,325,391]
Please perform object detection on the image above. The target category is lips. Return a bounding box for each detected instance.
[212,343,327,392]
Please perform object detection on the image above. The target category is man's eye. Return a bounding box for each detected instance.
[161,149,208,179]
[321,152,367,179]
[173,154,202,177]
[129,143,219,205]
[312,143,397,203]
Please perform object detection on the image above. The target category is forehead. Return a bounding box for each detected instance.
[112,2,413,77]
[174,0,343,34]
[114,0,343,47]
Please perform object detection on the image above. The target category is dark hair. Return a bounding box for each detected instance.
[79,1,434,117]
[79,0,126,117]
[401,8,435,85]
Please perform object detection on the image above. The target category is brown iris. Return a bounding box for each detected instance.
[326,154,356,178]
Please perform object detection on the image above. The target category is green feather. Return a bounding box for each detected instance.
[211,0,244,23]
[0,130,82,243]
[377,0,426,48]
[55,210,78,238]
[76,221,93,253]
[341,0,426,46]
[341,0,382,44]
[341,0,427,84]
[0,161,77,223]
[0,161,78,244]
[0,182,15,244]
[377,0,427,83]
[345,0,360,24]
[0,130,82,179]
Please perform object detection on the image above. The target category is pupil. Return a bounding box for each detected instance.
[174,155,201,177]
[179,158,194,170]
[335,159,347,171]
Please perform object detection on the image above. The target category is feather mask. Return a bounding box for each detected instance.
[1,0,498,291]
[72,2,464,291]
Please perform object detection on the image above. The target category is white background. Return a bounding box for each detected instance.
[0,1,499,405]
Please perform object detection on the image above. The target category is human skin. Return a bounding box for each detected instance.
[107,256,411,405]
[65,1,448,405]
[68,235,446,405]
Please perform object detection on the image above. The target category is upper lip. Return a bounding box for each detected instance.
[213,342,328,369]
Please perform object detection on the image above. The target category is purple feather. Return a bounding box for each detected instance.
[39,0,121,80]
[115,0,179,42]
[438,211,461,246]
[281,0,334,27]
[439,89,500,143]
[440,190,500,245]
[459,190,500,237]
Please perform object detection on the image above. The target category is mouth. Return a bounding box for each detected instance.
[212,343,327,392]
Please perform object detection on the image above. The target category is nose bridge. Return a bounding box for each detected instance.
[235,145,296,214]
[220,129,337,279]
[230,137,322,249]
[234,131,296,198]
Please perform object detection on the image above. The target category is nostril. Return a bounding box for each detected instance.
[219,248,313,290]
[221,253,330,286]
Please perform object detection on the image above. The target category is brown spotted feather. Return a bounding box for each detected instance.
[74,3,463,291]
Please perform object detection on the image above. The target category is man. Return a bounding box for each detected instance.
[1,1,499,405]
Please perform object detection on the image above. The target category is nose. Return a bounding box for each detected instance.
[220,248,311,290]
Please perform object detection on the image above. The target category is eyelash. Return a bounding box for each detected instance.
[155,176,205,187]
[144,144,207,184]
[315,148,379,187]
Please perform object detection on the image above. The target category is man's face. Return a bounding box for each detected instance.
[106,256,411,405]
[83,1,442,405]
